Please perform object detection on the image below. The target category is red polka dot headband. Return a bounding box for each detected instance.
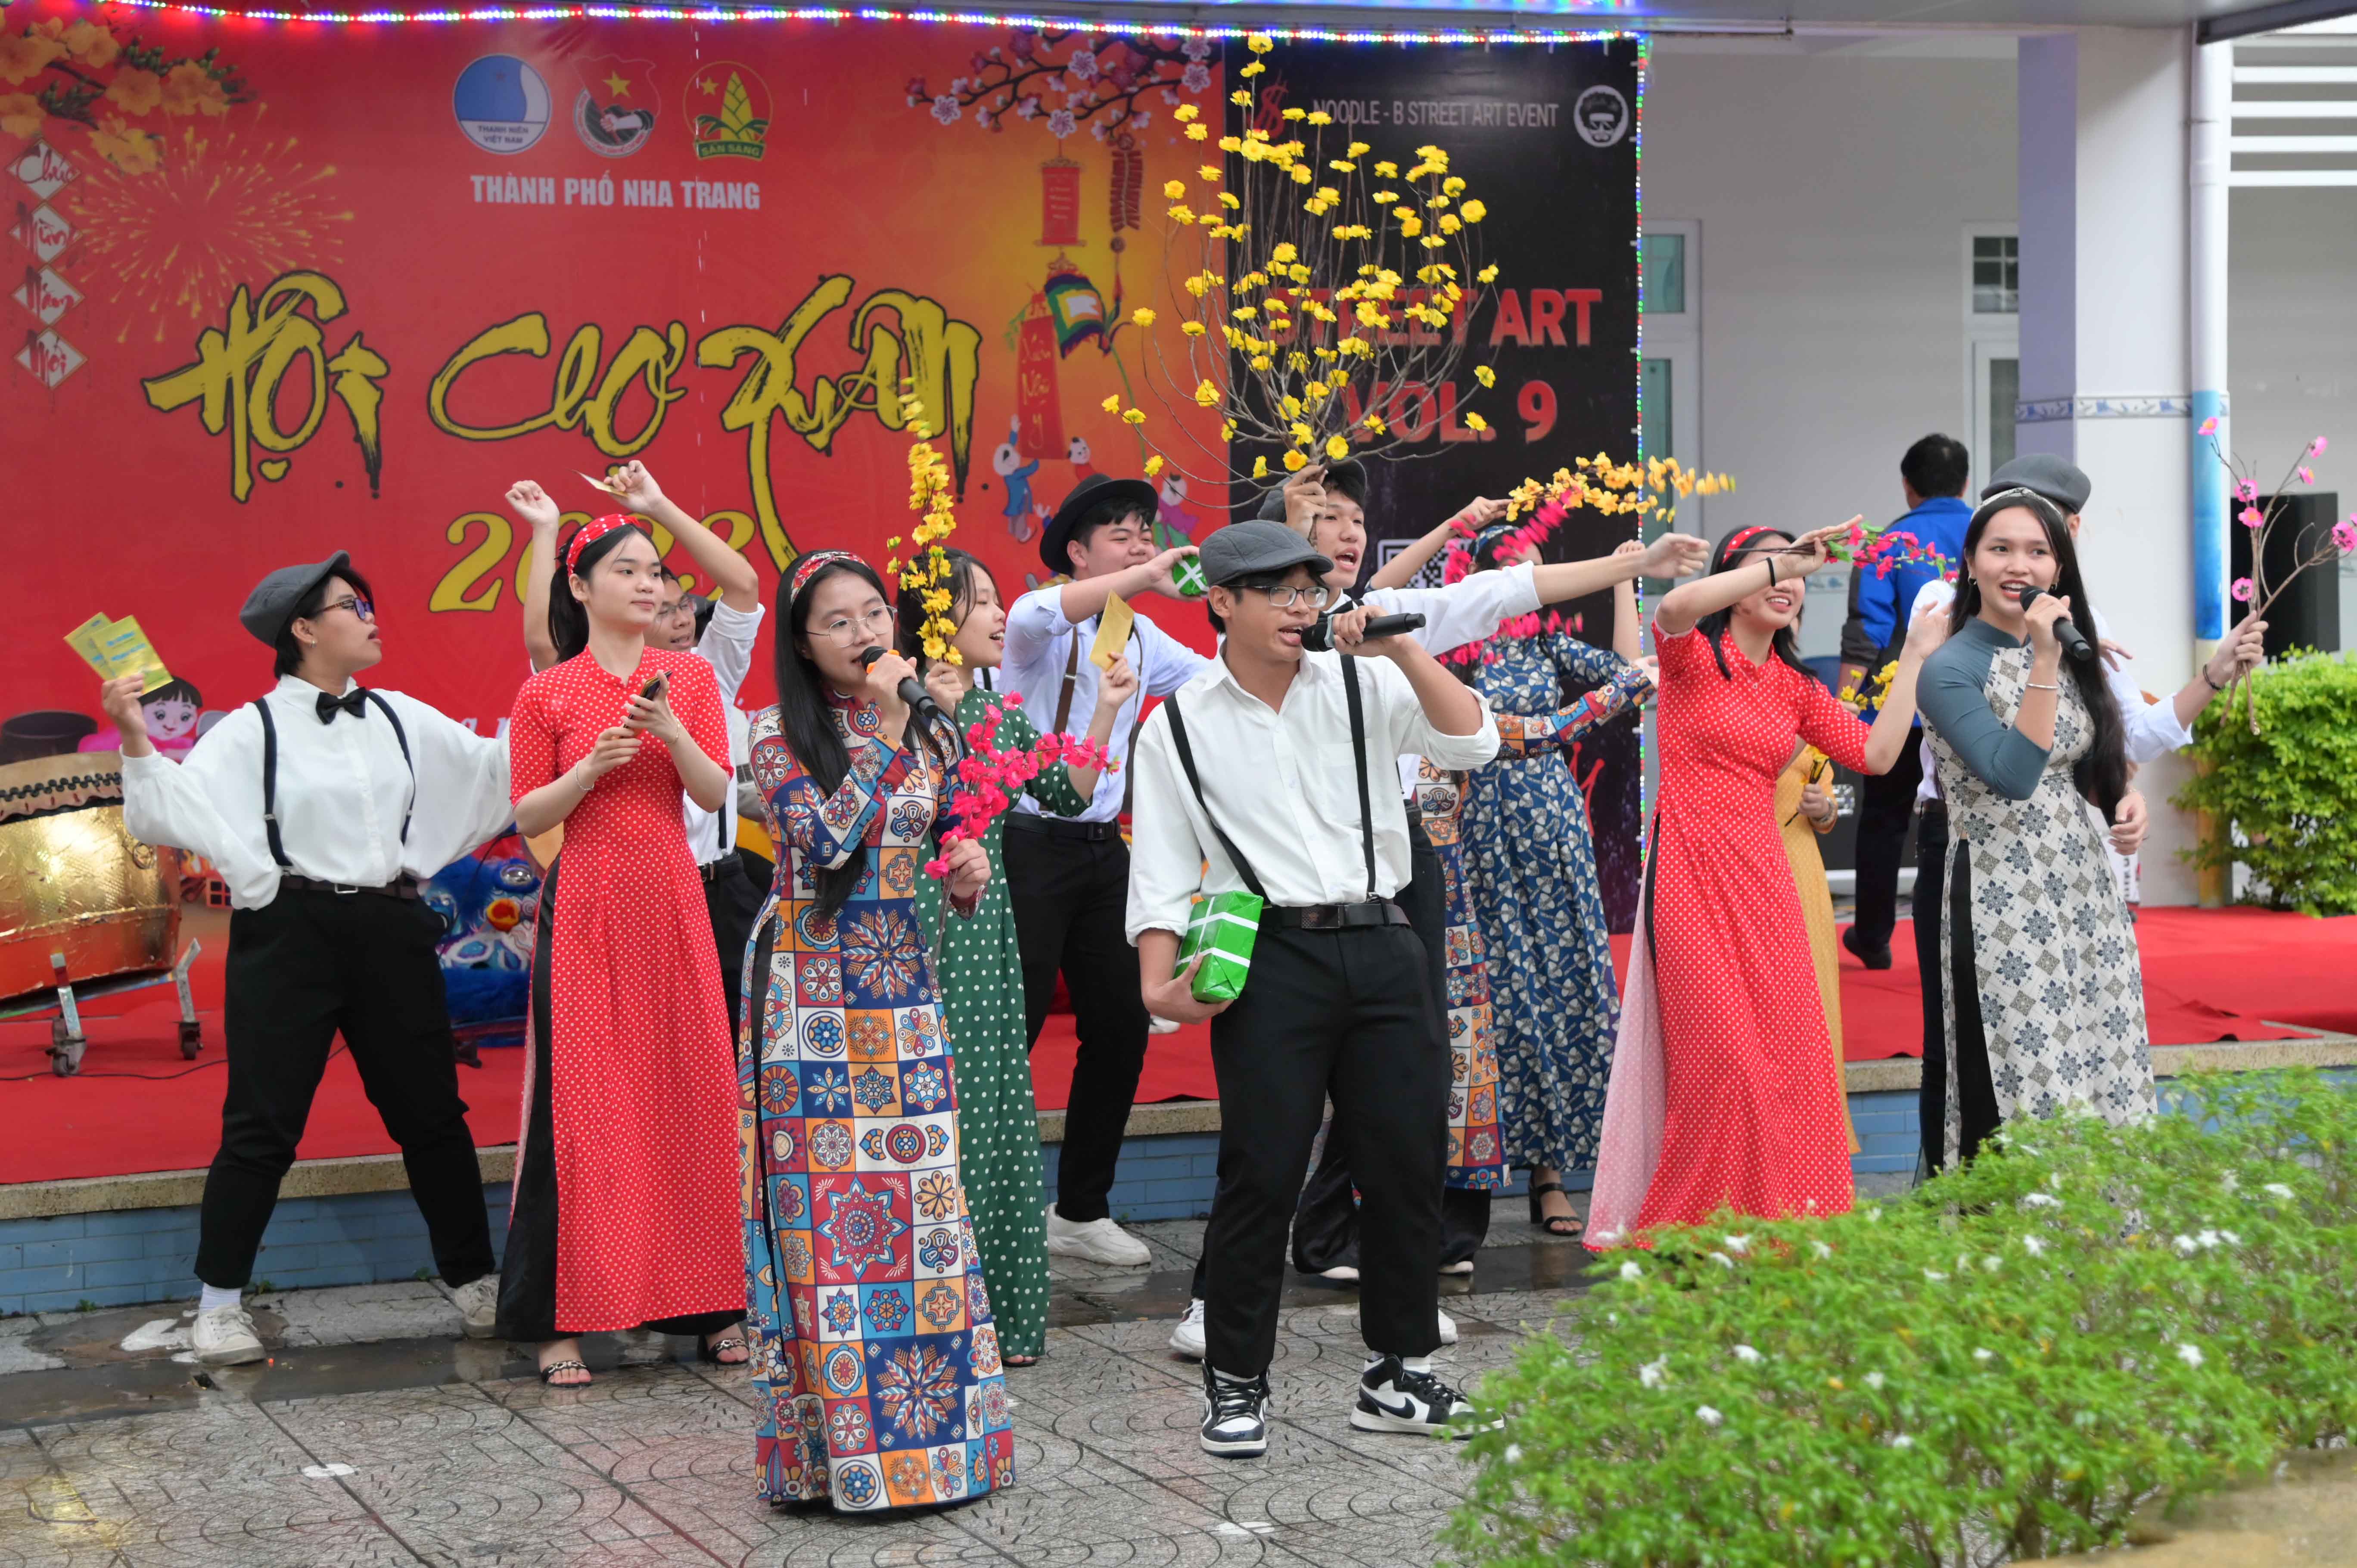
[788,550,867,602]
[1720,525,1785,561]
[565,513,641,575]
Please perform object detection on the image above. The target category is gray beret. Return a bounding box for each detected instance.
[1981,454,2091,515]
[1200,521,1332,587]
[238,551,351,647]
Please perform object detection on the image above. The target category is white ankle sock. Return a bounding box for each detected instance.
[197,1284,240,1314]
[1402,1354,1433,1375]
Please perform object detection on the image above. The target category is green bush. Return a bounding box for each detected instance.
[2172,649,2357,915]
[1443,1070,2357,1568]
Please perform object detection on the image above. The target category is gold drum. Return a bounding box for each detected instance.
[0,751,181,1003]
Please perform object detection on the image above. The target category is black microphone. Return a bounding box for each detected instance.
[1298,611,1427,653]
[859,646,947,723]
[2013,587,2095,663]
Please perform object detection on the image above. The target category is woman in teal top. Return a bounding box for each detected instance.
[899,549,1133,1364]
[1915,489,2152,1170]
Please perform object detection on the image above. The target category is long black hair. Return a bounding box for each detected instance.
[547,523,654,663]
[1697,528,1814,681]
[774,555,895,922]
[1950,489,2129,818]
[895,548,992,675]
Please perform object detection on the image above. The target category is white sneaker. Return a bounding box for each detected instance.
[1044,1206,1153,1267]
[1169,1298,1207,1360]
[1317,1264,1361,1283]
[192,1303,265,1366]
[1438,1308,1459,1347]
[1438,1259,1476,1276]
[448,1276,500,1339]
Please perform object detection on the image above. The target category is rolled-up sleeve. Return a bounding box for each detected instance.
[1124,707,1205,944]
[1374,658,1498,771]
[1004,586,1073,671]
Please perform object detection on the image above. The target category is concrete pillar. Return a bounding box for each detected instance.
[2015,29,2202,904]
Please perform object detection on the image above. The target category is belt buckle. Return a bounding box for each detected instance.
[332,883,358,896]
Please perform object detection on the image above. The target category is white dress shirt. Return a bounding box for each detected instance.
[1126,650,1499,942]
[682,599,764,863]
[1001,585,1211,822]
[1343,561,1540,798]
[121,675,513,909]
[1908,578,2195,802]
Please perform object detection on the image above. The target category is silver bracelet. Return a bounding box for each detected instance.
[2025,680,2060,692]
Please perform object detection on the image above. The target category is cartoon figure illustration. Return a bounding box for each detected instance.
[1156,472,1199,544]
[423,835,544,1048]
[994,416,1041,543]
[81,677,203,761]
[1067,434,1096,481]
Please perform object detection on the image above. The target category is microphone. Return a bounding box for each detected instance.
[2012,587,2095,664]
[859,646,948,723]
[1299,611,1427,653]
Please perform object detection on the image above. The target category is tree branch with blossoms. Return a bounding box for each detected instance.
[2201,423,2353,733]
[908,28,1213,140]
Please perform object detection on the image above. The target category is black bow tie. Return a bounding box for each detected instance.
[316,689,368,724]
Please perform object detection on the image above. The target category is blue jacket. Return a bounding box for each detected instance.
[1840,495,1972,712]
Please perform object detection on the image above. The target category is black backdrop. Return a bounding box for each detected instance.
[1227,38,1645,927]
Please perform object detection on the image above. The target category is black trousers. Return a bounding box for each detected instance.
[197,889,495,1291]
[1944,843,2004,1169]
[1851,740,1926,951]
[1005,824,1149,1223]
[1912,804,1950,1175]
[1286,820,1489,1278]
[1202,922,1447,1378]
[496,858,740,1344]
[701,855,763,1046]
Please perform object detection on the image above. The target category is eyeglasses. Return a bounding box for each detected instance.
[1240,584,1335,611]
[320,596,374,621]
[655,599,697,620]
[810,605,897,644]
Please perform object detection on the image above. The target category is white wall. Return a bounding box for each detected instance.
[1642,40,2019,660]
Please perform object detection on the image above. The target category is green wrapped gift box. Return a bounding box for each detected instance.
[1176,889,1262,1002]
[1171,554,1209,599]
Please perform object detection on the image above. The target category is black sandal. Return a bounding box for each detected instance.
[1527,1180,1583,1239]
[538,1358,591,1385]
[697,1335,749,1366]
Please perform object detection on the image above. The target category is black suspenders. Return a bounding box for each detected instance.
[250,691,414,871]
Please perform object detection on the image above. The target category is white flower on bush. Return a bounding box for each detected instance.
[2172,1234,2200,1257]
[1982,1255,2004,1273]
[1639,1357,1670,1390]
[1972,1348,1995,1364]
[1923,1270,1949,1283]
[1863,1372,1887,1391]
[2022,1235,2048,1258]
[1707,1251,1735,1270]
[1890,1433,1915,1449]
[1504,1444,1523,1463]
[2264,1183,2295,1201]
[2177,1342,2205,1369]
[2021,1192,2062,1210]
[1732,1344,1763,1365]
[2221,1170,2240,1192]
[1811,1241,1834,1260]
[2220,1229,2242,1246]
[1695,1405,1724,1428]
[1619,1261,1643,1282]
[1723,1234,1753,1254]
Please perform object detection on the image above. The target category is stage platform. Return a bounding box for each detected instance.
[2,904,2350,1314]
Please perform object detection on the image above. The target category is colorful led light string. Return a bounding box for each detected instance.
[94,0,1639,43]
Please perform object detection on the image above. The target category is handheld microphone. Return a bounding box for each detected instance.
[859,646,947,723]
[1299,611,1427,653]
[2012,587,2095,664]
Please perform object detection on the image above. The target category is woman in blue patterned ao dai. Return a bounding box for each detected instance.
[1456,533,1647,1239]
[737,552,1011,1514]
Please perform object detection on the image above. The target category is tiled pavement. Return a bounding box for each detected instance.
[0,1213,1611,1568]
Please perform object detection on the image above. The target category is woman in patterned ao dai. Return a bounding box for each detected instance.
[1915,490,2153,1169]
[737,552,1008,1514]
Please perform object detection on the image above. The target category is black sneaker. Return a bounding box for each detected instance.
[1351,1356,1493,1437]
[1200,1363,1271,1458]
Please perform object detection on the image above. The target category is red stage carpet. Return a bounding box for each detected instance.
[2,907,2344,1184]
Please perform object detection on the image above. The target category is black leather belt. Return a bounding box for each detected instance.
[1265,899,1408,932]
[697,857,737,883]
[279,873,420,900]
[1004,813,1122,844]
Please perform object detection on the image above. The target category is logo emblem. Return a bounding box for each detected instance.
[453,55,551,155]
[1574,84,1630,149]
[684,61,771,162]
[573,56,657,158]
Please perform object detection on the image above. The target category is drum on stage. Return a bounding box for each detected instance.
[0,751,181,1005]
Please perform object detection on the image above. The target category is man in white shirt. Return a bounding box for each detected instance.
[999,474,1207,1268]
[1128,520,1500,1457]
[1908,453,2267,1173]
[509,463,767,1040]
[106,553,515,1366]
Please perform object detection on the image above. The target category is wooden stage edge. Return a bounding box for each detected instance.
[0,1037,2348,1224]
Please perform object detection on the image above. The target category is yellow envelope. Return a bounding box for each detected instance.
[93,616,174,696]
[1091,591,1135,671]
[63,613,114,676]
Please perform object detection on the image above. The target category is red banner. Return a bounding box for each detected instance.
[2,2,1226,733]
